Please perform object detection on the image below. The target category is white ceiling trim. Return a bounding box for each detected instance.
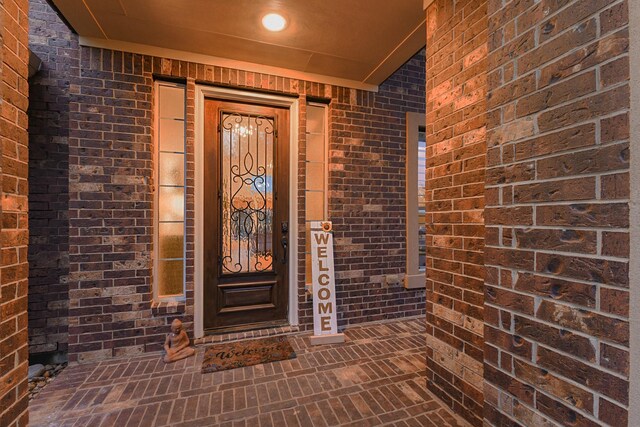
[79,36,380,92]
[363,18,426,84]
[80,0,108,38]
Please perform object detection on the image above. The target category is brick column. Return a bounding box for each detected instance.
[27,0,77,360]
[67,48,156,362]
[424,1,488,426]
[0,0,30,426]
[629,2,640,425]
[485,1,630,425]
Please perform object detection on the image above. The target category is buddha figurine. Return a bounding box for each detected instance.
[163,319,195,363]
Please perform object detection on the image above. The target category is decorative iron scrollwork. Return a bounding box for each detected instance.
[220,112,275,274]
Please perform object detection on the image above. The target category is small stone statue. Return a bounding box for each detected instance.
[163,319,195,363]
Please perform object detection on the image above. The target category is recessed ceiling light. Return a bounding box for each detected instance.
[262,13,287,32]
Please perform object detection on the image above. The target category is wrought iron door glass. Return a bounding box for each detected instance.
[221,112,275,274]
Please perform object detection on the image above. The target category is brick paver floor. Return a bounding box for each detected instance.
[30,318,469,426]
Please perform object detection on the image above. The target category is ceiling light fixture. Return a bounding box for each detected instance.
[262,13,287,32]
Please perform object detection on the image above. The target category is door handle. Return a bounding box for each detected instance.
[281,221,288,264]
[281,237,288,264]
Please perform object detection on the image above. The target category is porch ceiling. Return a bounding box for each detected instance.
[51,0,426,89]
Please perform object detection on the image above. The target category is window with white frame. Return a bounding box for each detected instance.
[155,81,187,300]
[305,103,328,285]
[417,128,426,272]
[405,112,427,289]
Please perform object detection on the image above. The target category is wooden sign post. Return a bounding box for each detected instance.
[309,221,345,345]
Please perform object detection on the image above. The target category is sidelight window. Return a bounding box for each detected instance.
[154,81,187,300]
[305,103,328,285]
[418,129,427,271]
[405,112,427,289]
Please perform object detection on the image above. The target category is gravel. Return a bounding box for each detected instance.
[28,363,67,400]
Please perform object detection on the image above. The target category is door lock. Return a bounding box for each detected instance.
[281,221,288,264]
[281,237,288,264]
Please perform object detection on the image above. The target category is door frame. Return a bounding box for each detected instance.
[194,85,299,338]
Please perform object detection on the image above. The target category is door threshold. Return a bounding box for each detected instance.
[195,323,299,346]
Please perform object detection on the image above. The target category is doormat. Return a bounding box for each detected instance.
[201,336,296,373]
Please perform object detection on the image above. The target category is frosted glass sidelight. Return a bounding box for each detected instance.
[305,162,324,192]
[158,85,185,119]
[159,152,185,186]
[159,187,185,222]
[158,259,184,297]
[158,222,184,259]
[304,103,328,285]
[305,191,324,221]
[307,105,325,134]
[159,118,186,153]
[155,82,187,300]
[306,133,325,163]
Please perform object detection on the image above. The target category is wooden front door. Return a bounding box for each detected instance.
[204,99,290,332]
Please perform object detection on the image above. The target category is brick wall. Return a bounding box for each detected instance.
[63,45,426,362]
[26,0,77,361]
[14,0,424,362]
[66,48,157,362]
[424,1,487,425]
[484,0,630,425]
[329,52,427,327]
[0,0,30,425]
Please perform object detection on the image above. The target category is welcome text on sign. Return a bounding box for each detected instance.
[310,221,341,341]
[314,232,333,331]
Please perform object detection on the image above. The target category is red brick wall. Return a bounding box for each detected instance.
[329,53,427,326]
[424,1,487,425]
[27,0,76,361]
[66,48,159,362]
[63,46,426,362]
[484,0,630,425]
[0,0,30,425]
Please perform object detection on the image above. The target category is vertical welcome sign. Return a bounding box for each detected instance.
[309,221,345,345]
